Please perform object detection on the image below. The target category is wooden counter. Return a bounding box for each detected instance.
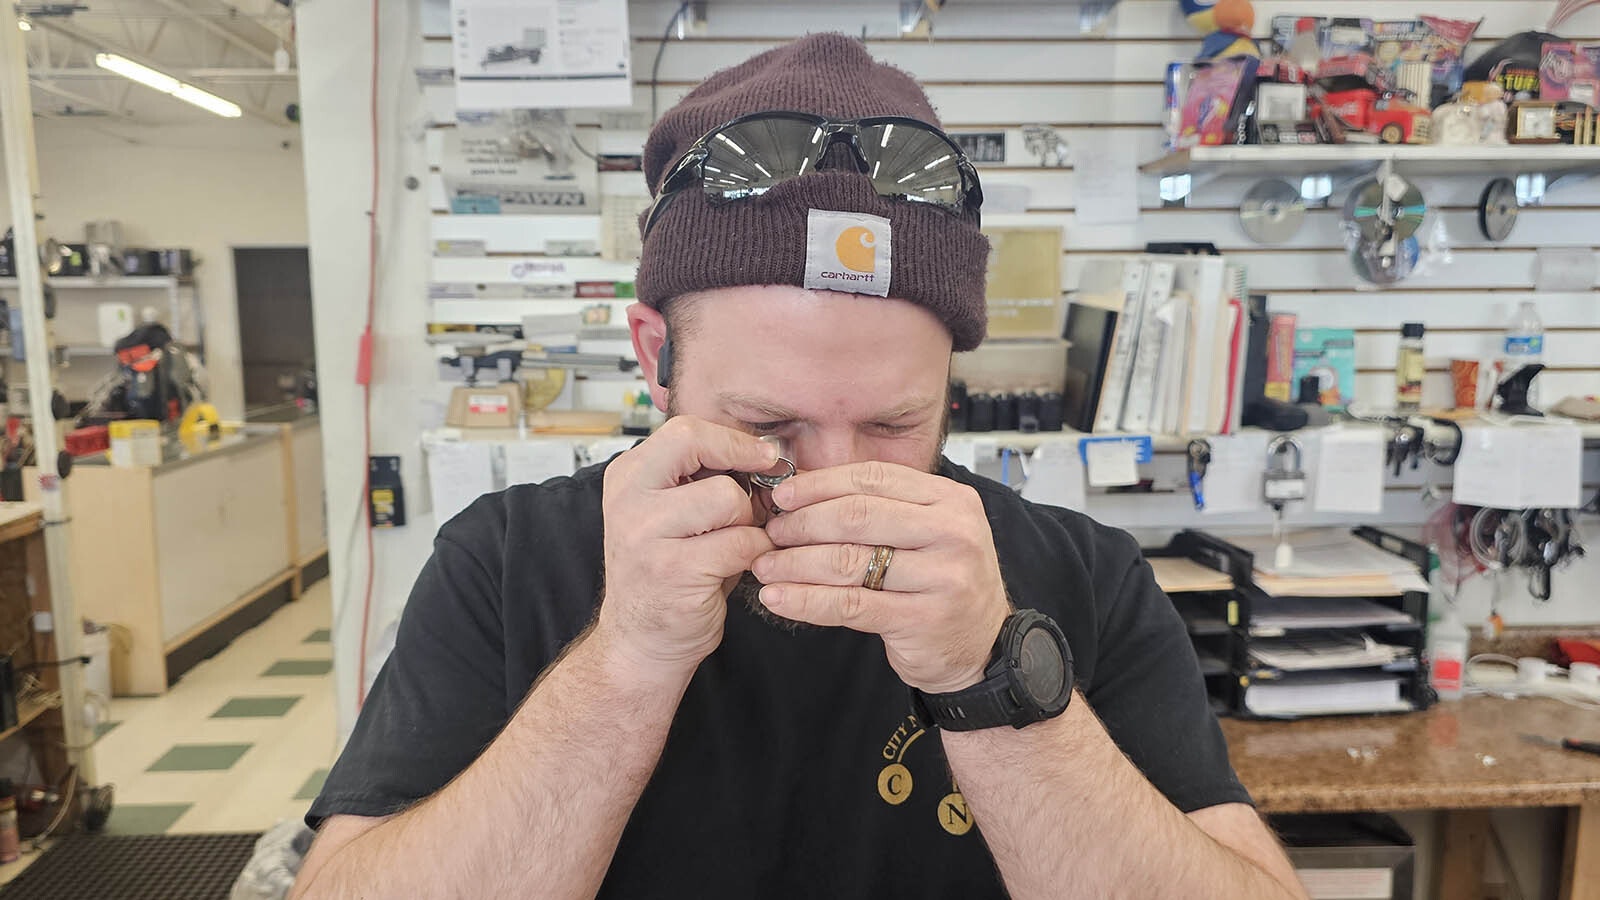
[1223,697,1600,900]
[27,419,326,694]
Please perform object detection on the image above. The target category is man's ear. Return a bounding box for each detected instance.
[626,303,670,411]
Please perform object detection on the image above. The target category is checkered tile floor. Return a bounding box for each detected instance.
[90,581,336,838]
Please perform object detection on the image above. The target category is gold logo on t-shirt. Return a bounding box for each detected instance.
[938,790,973,836]
[877,763,913,805]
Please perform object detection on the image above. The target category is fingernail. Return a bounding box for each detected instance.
[752,555,771,579]
[771,482,794,507]
[759,586,784,609]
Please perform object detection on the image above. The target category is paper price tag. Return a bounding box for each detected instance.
[1084,440,1139,487]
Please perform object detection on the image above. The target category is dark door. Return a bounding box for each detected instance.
[233,247,314,409]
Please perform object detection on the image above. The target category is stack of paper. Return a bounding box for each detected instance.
[1249,632,1412,672]
[1244,673,1409,717]
[1229,529,1429,597]
[1248,597,1415,635]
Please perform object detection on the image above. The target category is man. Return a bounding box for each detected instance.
[295,34,1307,899]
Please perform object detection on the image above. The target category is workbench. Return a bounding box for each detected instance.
[1223,696,1600,900]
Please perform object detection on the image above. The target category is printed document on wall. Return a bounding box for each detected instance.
[451,0,633,109]
[426,440,496,528]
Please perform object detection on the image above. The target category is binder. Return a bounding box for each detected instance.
[1121,260,1176,433]
[1172,256,1228,435]
[1092,258,1149,433]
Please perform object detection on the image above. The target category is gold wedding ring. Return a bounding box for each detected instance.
[863,545,895,591]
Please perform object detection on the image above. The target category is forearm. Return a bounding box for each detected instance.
[296,630,689,900]
[942,694,1301,900]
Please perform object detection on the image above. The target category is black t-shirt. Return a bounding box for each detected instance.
[309,459,1251,897]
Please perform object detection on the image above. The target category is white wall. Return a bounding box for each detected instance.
[302,0,1600,729]
[0,120,309,417]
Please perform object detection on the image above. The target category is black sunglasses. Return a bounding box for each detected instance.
[642,111,984,238]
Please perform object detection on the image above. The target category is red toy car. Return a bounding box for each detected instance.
[1311,54,1433,143]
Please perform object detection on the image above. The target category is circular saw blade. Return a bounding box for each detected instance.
[1344,177,1427,244]
[1478,177,1519,242]
[1239,180,1308,244]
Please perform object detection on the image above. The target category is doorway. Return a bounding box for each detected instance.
[233,247,314,410]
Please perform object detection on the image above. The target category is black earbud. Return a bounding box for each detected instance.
[656,334,674,389]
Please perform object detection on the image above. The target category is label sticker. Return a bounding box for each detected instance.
[803,209,892,297]
[468,395,510,415]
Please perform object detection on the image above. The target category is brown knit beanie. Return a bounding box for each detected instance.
[635,33,989,351]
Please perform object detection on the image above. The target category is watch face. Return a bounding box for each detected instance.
[1018,626,1066,706]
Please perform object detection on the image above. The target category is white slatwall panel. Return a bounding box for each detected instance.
[423,1,1600,626]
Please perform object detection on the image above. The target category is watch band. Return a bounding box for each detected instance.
[911,671,1017,732]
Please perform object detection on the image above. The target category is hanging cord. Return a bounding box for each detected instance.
[650,3,692,125]
[355,0,381,708]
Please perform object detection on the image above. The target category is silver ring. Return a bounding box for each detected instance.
[750,458,797,489]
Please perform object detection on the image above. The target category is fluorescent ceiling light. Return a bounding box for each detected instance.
[94,53,242,119]
[17,20,31,31]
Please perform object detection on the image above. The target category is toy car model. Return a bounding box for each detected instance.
[1311,54,1433,143]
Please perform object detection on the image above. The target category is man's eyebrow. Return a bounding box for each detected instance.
[717,393,942,422]
[717,393,801,421]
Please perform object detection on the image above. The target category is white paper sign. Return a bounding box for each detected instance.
[451,0,632,110]
[1201,431,1269,515]
[1070,132,1139,226]
[503,440,576,486]
[1084,439,1139,487]
[1021,441,1087,510]
[1312,429,1385,514]
[1453,425,1583,509]
[426,440,496,526]
[440,115,600,215]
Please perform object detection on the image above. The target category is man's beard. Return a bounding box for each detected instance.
[666,390,951,633]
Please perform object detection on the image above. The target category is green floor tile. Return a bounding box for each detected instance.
[262,659,332,677]
[147,743,253,772]
[295,768,330,801]
[105,803,193,835]
[93,720,121,740]
[211,696,300,718]
[304,628,332,644]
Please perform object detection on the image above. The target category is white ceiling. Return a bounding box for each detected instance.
[20,0,298,135]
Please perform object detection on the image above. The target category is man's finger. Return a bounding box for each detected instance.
[655,474,758,536]
[753,544,928,593]
[631,417,779,489]
[764,495,938,549]
[680,525,777,580]
[757,583,915,634]
[769,460,942,512]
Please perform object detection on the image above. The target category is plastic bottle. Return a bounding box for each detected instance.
[1425,557,1468,701]
[1500,300,1545,409]
[1395,322,1425,412]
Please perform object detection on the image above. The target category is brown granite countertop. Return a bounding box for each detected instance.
[1221,696,1600,813]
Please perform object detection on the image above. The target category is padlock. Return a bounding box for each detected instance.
[1263,434,1307,505]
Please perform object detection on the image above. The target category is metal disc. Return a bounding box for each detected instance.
[1343,176,1427,243]
[1478,177,1518,242]
[1349,234,1420,286]
[1239,180,1307,244]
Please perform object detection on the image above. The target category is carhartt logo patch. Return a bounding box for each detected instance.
[804,209,891,297]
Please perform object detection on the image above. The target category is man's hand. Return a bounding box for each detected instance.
[754,461,1011,694]
[593,417,780,679]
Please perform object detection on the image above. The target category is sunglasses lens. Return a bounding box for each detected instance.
[859,122,970,213]
[701,116,826,201]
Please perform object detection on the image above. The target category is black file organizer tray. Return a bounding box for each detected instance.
[1148,529,1434,720]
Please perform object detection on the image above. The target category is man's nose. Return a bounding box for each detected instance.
[796,429,866,472]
